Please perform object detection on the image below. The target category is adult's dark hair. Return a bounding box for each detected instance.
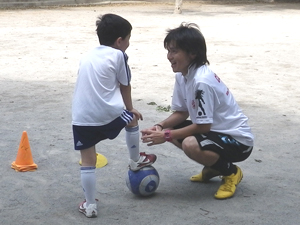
[96,14,132,46]
[164,22,209,67]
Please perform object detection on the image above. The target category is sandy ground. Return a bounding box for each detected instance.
[1,2,300,224]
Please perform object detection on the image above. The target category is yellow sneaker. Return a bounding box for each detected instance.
[190,167,221,182]
[214,166,243,199]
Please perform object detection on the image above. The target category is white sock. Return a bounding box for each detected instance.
[125,125,140,161]
[80,167,96,206]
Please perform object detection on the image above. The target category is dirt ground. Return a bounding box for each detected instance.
[0,2,300,224]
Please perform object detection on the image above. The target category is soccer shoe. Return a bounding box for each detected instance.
[214,166,243,200]
[79,200,97,218]
[129,152,157,171]
[190,166,221,182]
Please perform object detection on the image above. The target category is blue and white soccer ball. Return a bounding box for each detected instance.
[126,166,160,196]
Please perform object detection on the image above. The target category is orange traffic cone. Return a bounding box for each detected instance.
[11,131,38,172]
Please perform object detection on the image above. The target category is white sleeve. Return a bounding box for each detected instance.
[171,75,188,111]
[116,51,131,86]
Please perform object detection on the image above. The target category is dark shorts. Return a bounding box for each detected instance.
[72,110,133,150]
[174,120,253,163]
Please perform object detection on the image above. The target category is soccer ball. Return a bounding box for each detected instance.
[126,166,160,196]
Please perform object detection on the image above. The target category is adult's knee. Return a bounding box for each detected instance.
[182,136,199,156]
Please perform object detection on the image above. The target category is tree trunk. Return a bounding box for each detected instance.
[174,0,183,14]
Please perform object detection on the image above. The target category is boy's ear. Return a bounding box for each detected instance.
[113,37,123,48]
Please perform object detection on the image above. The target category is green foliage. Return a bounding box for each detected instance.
[147,102,157,105]
[156,105,171,112]
[147,102,171,112]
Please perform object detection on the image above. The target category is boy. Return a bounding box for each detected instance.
[141,23,253,200]
[72,14,156,218]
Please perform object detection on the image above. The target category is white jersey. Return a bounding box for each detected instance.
[72,46,131,126]
[171,64,254,146]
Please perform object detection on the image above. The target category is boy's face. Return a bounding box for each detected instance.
[112,33,131,52]
[166,41,195,76]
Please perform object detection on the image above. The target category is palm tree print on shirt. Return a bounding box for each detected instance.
[195,90,206,116]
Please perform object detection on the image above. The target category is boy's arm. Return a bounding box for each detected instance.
[120,84,143,121]
[120,84,133,111]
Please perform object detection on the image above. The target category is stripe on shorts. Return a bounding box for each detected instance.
[121,110,133,124]
[200,139,224,149]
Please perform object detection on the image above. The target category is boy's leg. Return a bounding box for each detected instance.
[79,146,97,218]
[126,116,156,171]
[125,125,140,162]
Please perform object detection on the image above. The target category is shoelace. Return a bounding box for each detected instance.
[220,176,234,192]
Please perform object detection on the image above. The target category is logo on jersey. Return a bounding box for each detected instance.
[214,73,221,83]
[226,88,230,96]
[195,90,206,116]
[214,73,230,96]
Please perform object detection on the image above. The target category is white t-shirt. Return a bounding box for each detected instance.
[72,46,131,126]
[171,64,254,146]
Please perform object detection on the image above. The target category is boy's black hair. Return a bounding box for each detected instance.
[164,23,209,67]
[96,14,132,46]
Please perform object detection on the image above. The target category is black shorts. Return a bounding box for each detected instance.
[72,110,133,150]
[174,120,252,163]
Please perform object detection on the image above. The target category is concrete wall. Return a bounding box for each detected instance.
[0,0,166,8]
[0,0,256,9]
[0,0,298,9]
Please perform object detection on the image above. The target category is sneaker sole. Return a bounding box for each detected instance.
[79,201,98,218]
[79,209,97,218]
[130,161,154,171]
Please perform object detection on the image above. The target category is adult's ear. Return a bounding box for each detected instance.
[190,52,197,60]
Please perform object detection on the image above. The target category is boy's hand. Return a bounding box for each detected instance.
[130,108,143,121]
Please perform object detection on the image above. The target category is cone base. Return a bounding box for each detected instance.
[11,161,38,172]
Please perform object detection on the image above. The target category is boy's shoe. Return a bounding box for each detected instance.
[129,152,157,171]
[79,200,97,218]
[214,166,243,199]
[190,166,221,182]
